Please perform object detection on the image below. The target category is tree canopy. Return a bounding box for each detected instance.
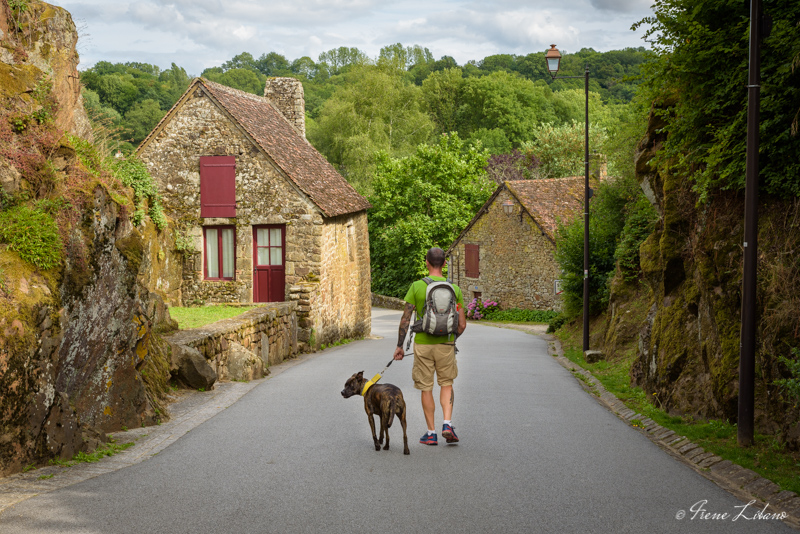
[368,133,494,297]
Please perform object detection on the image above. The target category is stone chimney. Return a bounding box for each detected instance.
[264,77,306,138]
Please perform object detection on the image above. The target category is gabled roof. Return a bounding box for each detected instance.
[447,176,592,253]
[137,78,370,218]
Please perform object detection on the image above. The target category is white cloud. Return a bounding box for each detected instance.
[51,0,654,74]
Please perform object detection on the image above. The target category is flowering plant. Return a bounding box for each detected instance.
[465,298,499,320]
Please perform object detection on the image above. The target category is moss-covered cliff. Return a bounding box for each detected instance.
[594,103,800,448]
[0,1,177,475]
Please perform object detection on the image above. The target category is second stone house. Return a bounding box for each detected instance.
[446,177,594,311]
[136,77,372,348]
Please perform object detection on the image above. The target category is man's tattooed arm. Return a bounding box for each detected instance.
[397,303,415,347]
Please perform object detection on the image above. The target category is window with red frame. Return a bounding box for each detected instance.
[204,226,236,280]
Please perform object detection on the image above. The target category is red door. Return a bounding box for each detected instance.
[253,225,285,302]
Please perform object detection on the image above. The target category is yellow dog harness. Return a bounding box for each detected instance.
[361,353,411,396]
[361,373,384,396]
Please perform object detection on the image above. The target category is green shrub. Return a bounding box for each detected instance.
[0,205,63,269]
[546,313,570,333]
[615,193,658,280]
[483,307,559,323]
[775,348,800,406]
[109,157,166,230]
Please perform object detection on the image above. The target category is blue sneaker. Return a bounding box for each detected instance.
[420,432,438,445]
[442,424,459,443]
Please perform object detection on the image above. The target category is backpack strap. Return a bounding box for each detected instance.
[422,277,433,285]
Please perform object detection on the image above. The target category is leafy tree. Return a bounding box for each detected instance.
[420,68,464,135]
[431,56,459,72]
[484,149,541,184]
[255,52,292,77]
[555,177,633,316]
[290,56,319,79]
[82,88,121,123]
[633,0,800,199]
[121,99,165,146]
[308,65,434,189]
[468,128,513,155]
[317,47,370,75]
[95,74,139,114]
[523,121,608,178]
[368,133,494,297]
[222,52,259,72]
[202,68,266,95]
[458,71,557,146]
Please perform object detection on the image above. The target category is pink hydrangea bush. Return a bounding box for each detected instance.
[466,298,499,320]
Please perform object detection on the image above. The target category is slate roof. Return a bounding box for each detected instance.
[448,176,593,252]
[138,78,370,218]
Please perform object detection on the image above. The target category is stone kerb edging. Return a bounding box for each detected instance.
[164,302,299,385]
[547,337,800,530]
[372,293,405,310]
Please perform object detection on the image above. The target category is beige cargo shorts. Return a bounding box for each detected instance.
[412,343,458,391]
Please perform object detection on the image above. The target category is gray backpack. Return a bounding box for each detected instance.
[411,277,458,338]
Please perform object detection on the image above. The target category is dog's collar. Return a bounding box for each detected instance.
[361,373,383,396]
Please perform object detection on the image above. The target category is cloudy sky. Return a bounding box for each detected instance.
[51,0,655,75]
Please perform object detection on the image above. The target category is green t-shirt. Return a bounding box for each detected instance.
[404,276,464,345]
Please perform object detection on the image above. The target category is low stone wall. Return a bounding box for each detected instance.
[164,302,299,384]
[371,293,406,310]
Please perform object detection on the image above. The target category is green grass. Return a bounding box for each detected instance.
[558,336,800,495]
[48,441,134,467]
[168,305,260,330]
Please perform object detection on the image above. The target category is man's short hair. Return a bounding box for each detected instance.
[426,247,445,268]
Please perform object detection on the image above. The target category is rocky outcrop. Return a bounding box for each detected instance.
[0,1,177,475]
[0,0,91,139]
[619,102,800,445]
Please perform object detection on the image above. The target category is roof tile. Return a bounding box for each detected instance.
[506,177,591,239]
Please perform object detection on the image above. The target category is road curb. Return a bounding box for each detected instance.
[547,336,800,531]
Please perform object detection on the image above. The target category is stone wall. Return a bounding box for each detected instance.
[372,293,406,310]
[138,90,324,306]
[315,212,372,346]
[449,188,561,310]
[163,302,298,382]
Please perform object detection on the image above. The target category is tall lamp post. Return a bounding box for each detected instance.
[546,44,591,352]
[738,0,763,448]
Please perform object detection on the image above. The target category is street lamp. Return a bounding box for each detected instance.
[738,0,764,448]
[546,44,591,352]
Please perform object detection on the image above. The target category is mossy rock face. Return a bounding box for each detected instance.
[0,63,42,102]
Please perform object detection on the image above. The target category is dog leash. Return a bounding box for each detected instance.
[361,355,411,396]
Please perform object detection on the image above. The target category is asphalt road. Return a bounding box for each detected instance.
[0,308,794,533]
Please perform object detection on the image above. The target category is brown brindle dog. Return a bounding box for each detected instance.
[341,371,410,455]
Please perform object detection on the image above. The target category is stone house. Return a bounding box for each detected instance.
[446,177,593,311]
[136,77,372,348]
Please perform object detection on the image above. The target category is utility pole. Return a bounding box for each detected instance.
[738,0,762,448]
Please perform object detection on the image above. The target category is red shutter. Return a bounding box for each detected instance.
[200,156,236,218]
[465,244,479,278]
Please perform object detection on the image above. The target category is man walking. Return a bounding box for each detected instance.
[393,247,467,445]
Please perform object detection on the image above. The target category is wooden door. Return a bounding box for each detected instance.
[253,225,285,302]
